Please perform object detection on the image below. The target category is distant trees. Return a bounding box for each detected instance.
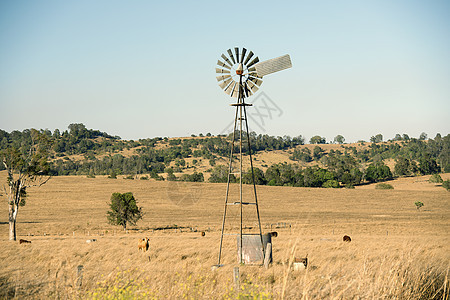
[310,135,326,144]
[242,167,266,185]
[394,157,418,176]
[179,172,204,182]
[333,135,345,144]
[364,163,392,183]
[418,154,440,175]
[1,125,449,189]
[370,134,383,143]
[209,165,233,183]
[107,192,143,230]
[313,146,325,160]
[0,129,51,240]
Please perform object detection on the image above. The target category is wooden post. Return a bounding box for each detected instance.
[264,243,272,269]
[76,265,84,288]
[233,267,240,291]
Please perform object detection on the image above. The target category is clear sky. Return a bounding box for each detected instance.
[1,0,449,142]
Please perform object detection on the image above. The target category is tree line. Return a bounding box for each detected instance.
[1,124,448,181]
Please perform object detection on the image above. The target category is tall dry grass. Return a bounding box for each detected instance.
[0,172,449,299]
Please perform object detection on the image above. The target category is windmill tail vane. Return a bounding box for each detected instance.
[216,47,292,99]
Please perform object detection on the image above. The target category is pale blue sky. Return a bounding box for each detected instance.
[1,1,449,142]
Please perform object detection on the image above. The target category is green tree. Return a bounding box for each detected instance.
[393,134,402,141]
[443,180,450,191]
[419,132,428,140]
[365,163,392,183]
[107,192,143,230]
[370,134,383,143]
[313,146,325,160]
[394,157,417,176]
[333,135,345,144]
[209,165,235,183]
[310,135,326,144]
[108,170,117,179]
[322,179,339,188]
[242,167,266,185]
[418,154,439,175]
[428,174,443,183]
[1,129,51,240]
[166,167,177,181]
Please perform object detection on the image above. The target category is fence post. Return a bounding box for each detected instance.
[233,267,240,291]
[76,265,84,288]
[264,243,272,269]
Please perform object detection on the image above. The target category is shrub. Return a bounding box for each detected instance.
[140,176,149,180]
[428,174,443,183]
[443,180,450,191]
[322,180,339,188]
[375,183,394,190]
[415,201,424,210]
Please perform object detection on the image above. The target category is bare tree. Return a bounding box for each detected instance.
[1,129,51,240]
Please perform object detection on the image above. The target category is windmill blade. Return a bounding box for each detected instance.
[247,66,256,73]
[246,80,259,93]
[234,47,240,64]
[246,56,260,68]
[224,82,236,95]
[248,76,263,87]
[244,51,254,65]
[243,82,253,97]
[221,54,233,67]
[254,54,292,77]
[219,77,233,89]
[217,60,231,70]
[216,74,231,82]
[240,48,247,63]
[248,72,261,78]
[216,68,230,74]
[227,49,236,64]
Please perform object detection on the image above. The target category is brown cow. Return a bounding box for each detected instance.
[19,239,31,244]
[343,235,351,242]
[138,237,149,251]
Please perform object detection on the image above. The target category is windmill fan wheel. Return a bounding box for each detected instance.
[216,47,263,99]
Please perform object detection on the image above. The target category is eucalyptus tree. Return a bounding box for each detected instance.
[1,129,51,240]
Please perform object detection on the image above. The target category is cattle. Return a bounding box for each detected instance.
[138,237,149,251]
[201,231,206,237]
[343,235,351,242]
[19,239,31,244]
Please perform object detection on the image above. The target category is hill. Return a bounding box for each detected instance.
[1,123,449,188]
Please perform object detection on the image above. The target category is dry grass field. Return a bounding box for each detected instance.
[0,171,449,299]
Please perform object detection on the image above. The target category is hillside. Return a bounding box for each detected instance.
[1,124,449,189]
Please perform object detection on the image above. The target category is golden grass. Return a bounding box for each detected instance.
[0,171,449,299]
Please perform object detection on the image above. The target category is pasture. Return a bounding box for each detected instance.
[1,172,449,299]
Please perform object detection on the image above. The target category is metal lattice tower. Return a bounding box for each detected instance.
[216,47,292,265]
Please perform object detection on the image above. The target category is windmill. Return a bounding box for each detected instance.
[216,47,292,265]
